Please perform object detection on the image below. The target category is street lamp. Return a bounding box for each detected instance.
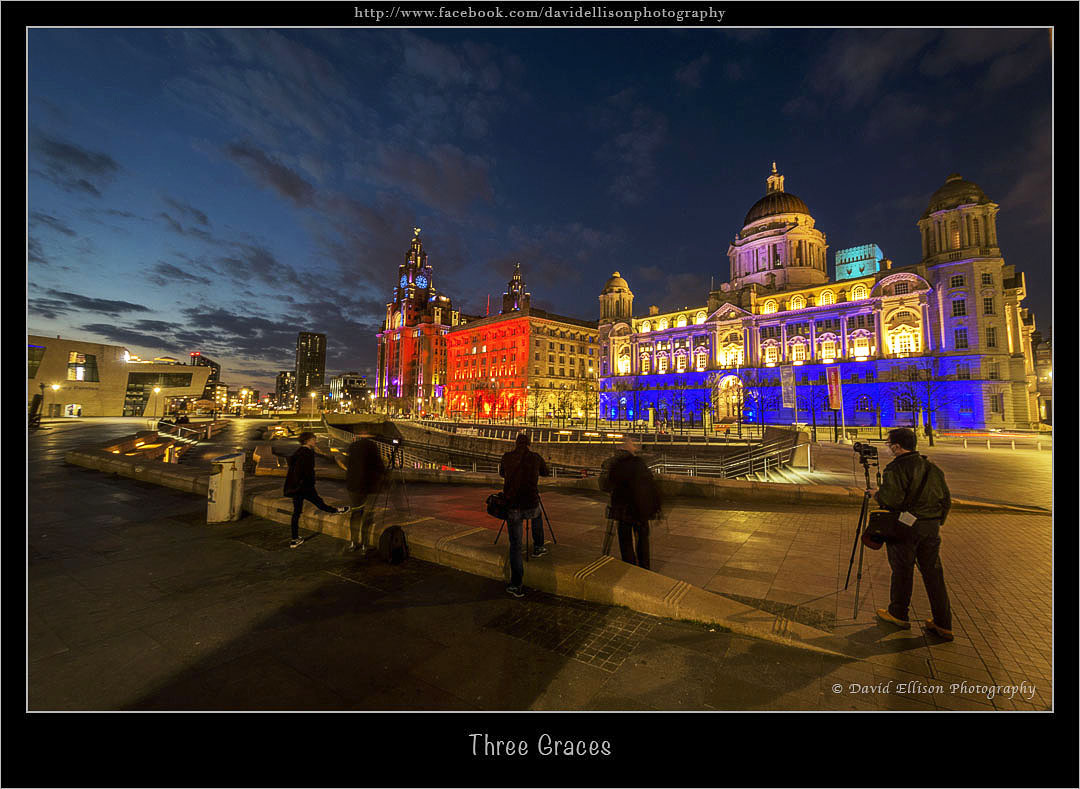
[369,391,375,414]
[50,383,60,419]
[152,386,162,420]
[309,391,317,419]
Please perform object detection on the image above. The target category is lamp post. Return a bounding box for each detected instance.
[416,396,422,419]
[490,378,496,424]
[309,391,317,419]
[369,391,375,414]
[153,386,162,420]
[50,383,60,418]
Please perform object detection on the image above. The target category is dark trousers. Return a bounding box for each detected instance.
[617,520,650,570]
[886,519,952,630]
[290,489,337,539]
[507,506,543,588]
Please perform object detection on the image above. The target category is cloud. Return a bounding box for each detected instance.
[28,237,47,265]
[223,141,316,205]
[40,290,151,316]
[163,196,210,226]
[675,53,711,89]
[79,323,177,352]
[30,212,77,237]
[216,243,304,288]
[374,143,494,217]
[30,128,121,197]
[146,261,214,288]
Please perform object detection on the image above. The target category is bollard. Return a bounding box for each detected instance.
[963,439,968,449]
[986,439,991,449]
[1011,440,1016,450]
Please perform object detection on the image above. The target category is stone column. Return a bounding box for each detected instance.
[840,316,847,357]
[874,309,884,357]
[809,320,816,360]
[781,323,787,362]
[921,302,932,352]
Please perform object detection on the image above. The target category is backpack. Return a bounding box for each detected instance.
[378,525,409,564]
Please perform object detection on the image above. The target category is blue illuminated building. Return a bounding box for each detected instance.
[597,166,1041,432]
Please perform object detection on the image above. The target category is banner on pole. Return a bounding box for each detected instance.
[781,365,795,408]
[827,366,842,410]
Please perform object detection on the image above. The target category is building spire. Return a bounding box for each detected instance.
[766,162,785,194]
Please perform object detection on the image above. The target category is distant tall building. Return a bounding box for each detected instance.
[375,229,474,415]
[295,332,326,397]
[188,352,221,400]
[275,370,296,407]
[502,262,531,313]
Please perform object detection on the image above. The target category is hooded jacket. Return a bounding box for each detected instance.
[283,445,317,496]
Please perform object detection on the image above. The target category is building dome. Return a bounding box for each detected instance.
[743,191,811,226]
[602,271,631,293]
[921,174,991,219]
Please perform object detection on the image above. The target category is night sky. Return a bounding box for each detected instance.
[27,27,1052,395]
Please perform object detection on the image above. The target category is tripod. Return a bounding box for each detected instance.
[493,492,558,561]
[844,453,881,618]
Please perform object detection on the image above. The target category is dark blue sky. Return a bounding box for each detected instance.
[27,27,1052,394]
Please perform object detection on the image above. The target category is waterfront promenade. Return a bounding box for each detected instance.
[28,418,1053,711]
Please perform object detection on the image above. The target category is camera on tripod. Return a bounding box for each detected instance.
[853,442,878,463]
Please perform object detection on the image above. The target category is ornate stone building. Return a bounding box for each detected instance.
[446,265,599,422]
[374,230,469,416]
[598,167,1040,431]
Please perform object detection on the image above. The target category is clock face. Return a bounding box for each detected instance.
[400,275,408,289]
[415,275,429,289]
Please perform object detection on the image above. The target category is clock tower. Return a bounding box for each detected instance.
[376,229,470,418]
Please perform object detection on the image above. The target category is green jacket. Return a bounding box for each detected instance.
[874,451,951,524]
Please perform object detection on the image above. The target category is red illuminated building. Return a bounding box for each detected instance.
[374,230,472,416]
[446,266,600,422]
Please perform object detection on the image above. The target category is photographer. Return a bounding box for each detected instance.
[600,437,662,570]
[874,428,954,641]
[499,433,550,598]
[345,426,386,553]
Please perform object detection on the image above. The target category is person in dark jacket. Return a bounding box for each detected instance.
[874,427,954,640]
[345,427,386,553]
[283,432,349,548]
[498,433,550,597]
[601,437,662,570]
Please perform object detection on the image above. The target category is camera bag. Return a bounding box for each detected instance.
[486,491,509,520]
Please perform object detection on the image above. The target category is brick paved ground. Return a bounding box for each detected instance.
[29,418,1054,713]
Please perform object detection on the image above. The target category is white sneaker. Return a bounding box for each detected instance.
[336,506,351,515]
[289,537,305,549]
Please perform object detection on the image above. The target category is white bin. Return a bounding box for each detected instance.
[208,452,245,523]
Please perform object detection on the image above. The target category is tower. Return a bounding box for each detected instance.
[916,173,1000,265]
[598,271,634,323]
[501,263,531,313]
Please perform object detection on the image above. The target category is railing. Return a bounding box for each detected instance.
[321,417,803,481]
[647,432,808,480]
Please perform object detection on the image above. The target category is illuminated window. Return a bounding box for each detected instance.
[983,297,994,315]
[675,314,687,328]
[764,346,778,364]
[819,291,835,306]
[986,327,997,348]
[695,353,707,371]
[658,317,670,330]
[855,396,873,412]
[658,356,668,374]
[851,284,867,300]
[694,311,706,325]
[790,295,805,310]
[972,218,981,245]
[676,355,687,373]
[822,340,837,358]
[981,272,992,286]
[617,356,630,375]
[724,347,743,367]
[950,275,965,288]
[956,363,970,380]
[894,282,910,295]
[895,334,913,354]
[853,338,869,356]
[950,221,961,249]
[954,328,968,349]
[640,320,651,332]
[761,300,777,314]
[791,344,805,361]
[641,357,650,374]
[951,299,966,317]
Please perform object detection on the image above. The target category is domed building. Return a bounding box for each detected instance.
[596,166,1040,432]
